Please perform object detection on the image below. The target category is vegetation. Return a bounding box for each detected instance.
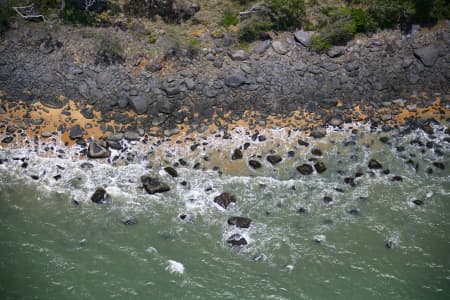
[94,33,124,65]
[0,1,15,34]
[219,9,239,27]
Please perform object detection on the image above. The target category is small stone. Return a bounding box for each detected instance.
[231,148,243,160]
[249,160,262,169]
[412,199,424,206]
[87,142,111,159]
[69,125,83,140]
[311,148,323,156]
[267,155,282,165]
[121,217,138,225]
[164,167,178,177]
[226,234,247,247]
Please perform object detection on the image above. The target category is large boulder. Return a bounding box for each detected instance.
[214,192,236,209]
[294,30,314,46]
[129,96,148,114]
[226,234,248,247]
[414,45,440,67]
[141,175,170,194]
[296,164,313,175]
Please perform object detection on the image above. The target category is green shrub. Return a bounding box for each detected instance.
[266,0,305,30]
[309,34,332,52]
[220,9,239,27]
[186,38,200,58]
[0,5,13,34]
[94,34,124,65]
[238,15,272,42]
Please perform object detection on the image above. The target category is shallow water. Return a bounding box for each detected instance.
[0,125,449,299]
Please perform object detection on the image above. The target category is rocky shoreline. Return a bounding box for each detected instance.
[0,21,449,138]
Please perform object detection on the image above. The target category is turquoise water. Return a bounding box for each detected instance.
[0,126,449,299]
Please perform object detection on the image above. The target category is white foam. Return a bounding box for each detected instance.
[166,260,185,275]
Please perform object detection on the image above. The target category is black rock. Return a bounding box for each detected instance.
[344,177,355,186]
[164,167,178,177]
[267,155,282,165]
[323,196,333,204]
[391,175,403,182]
[368,159,382,169]
[258,135,266,142]
[80,162,94,169]
[87,142,111,159]
[249,160,262,169]
[297,207,307,214]
[413,199,424,206]
[296,164,313,175]
[224,71,247,87]
[121,217,138,225]
[433,162,445,170]
[69,125,83,140]
[311,148,323,156]
[227,216,252,228]
[232,148,243,160]
[141,176,170,194]
[348,208,361,216]
[298,139,309,147]
[213,192,236,209]
[379,136,389,144]
[1,136,13,143]
[91,187,112,204]
[129,96,148,115]
[314,161,327,173]
[226,234,248,247]
[53,174,62,180]
[310,128,326,139]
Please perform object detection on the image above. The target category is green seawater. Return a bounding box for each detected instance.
[0,127,449,299]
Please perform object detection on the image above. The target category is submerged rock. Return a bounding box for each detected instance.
[368,159,382,169]
[227,216,252,228]
[413,199,424,206]
[91,187,112,204]
[141,176,170,194]
[226,234,248,247]
[121,216,138,225]
[214,192,236,209]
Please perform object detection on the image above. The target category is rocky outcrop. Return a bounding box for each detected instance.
[141,175,170,194]
[214,192,236,209]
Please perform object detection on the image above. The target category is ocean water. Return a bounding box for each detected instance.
[0,125,449,299]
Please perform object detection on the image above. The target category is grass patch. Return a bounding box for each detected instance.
[220,9,239,27]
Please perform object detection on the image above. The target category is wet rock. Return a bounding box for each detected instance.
[420,123,434,135]
[344,177,355,186]
[323,196,333,204]
[314,161,327,173]
[313,234,326,243]
[213,192,236,209]
[69,125,83,140]
[296,164,313,175]
[385,238,396,249]
[414,45,440,67]
[379,136,389,144]
[91,187,112,204]
[124,130,140,141]
[348,208,361,216]
[297,207,307,214]
[80,108,94,119]
[267,155,282,165]
[249,160,262,169]
[129,96,148,114]
[298,139,309,147]
[412,199,424,206]
[1,136,13,143]
[311,148,323,156]
[121,216,138,225]
[141,176,170,194]
[227,216,252,228]
[107,140,122,150]
[226,234,247,247]
[224,71,247,88]
[368,159,382,169]
[310,128,326,139]
[231,148,243,160]
[87,142,111,159]
[391,175,403,182]
[164,166,178,177]
[329,117,344,126]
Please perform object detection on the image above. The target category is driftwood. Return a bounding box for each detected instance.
[13,3,47,22]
